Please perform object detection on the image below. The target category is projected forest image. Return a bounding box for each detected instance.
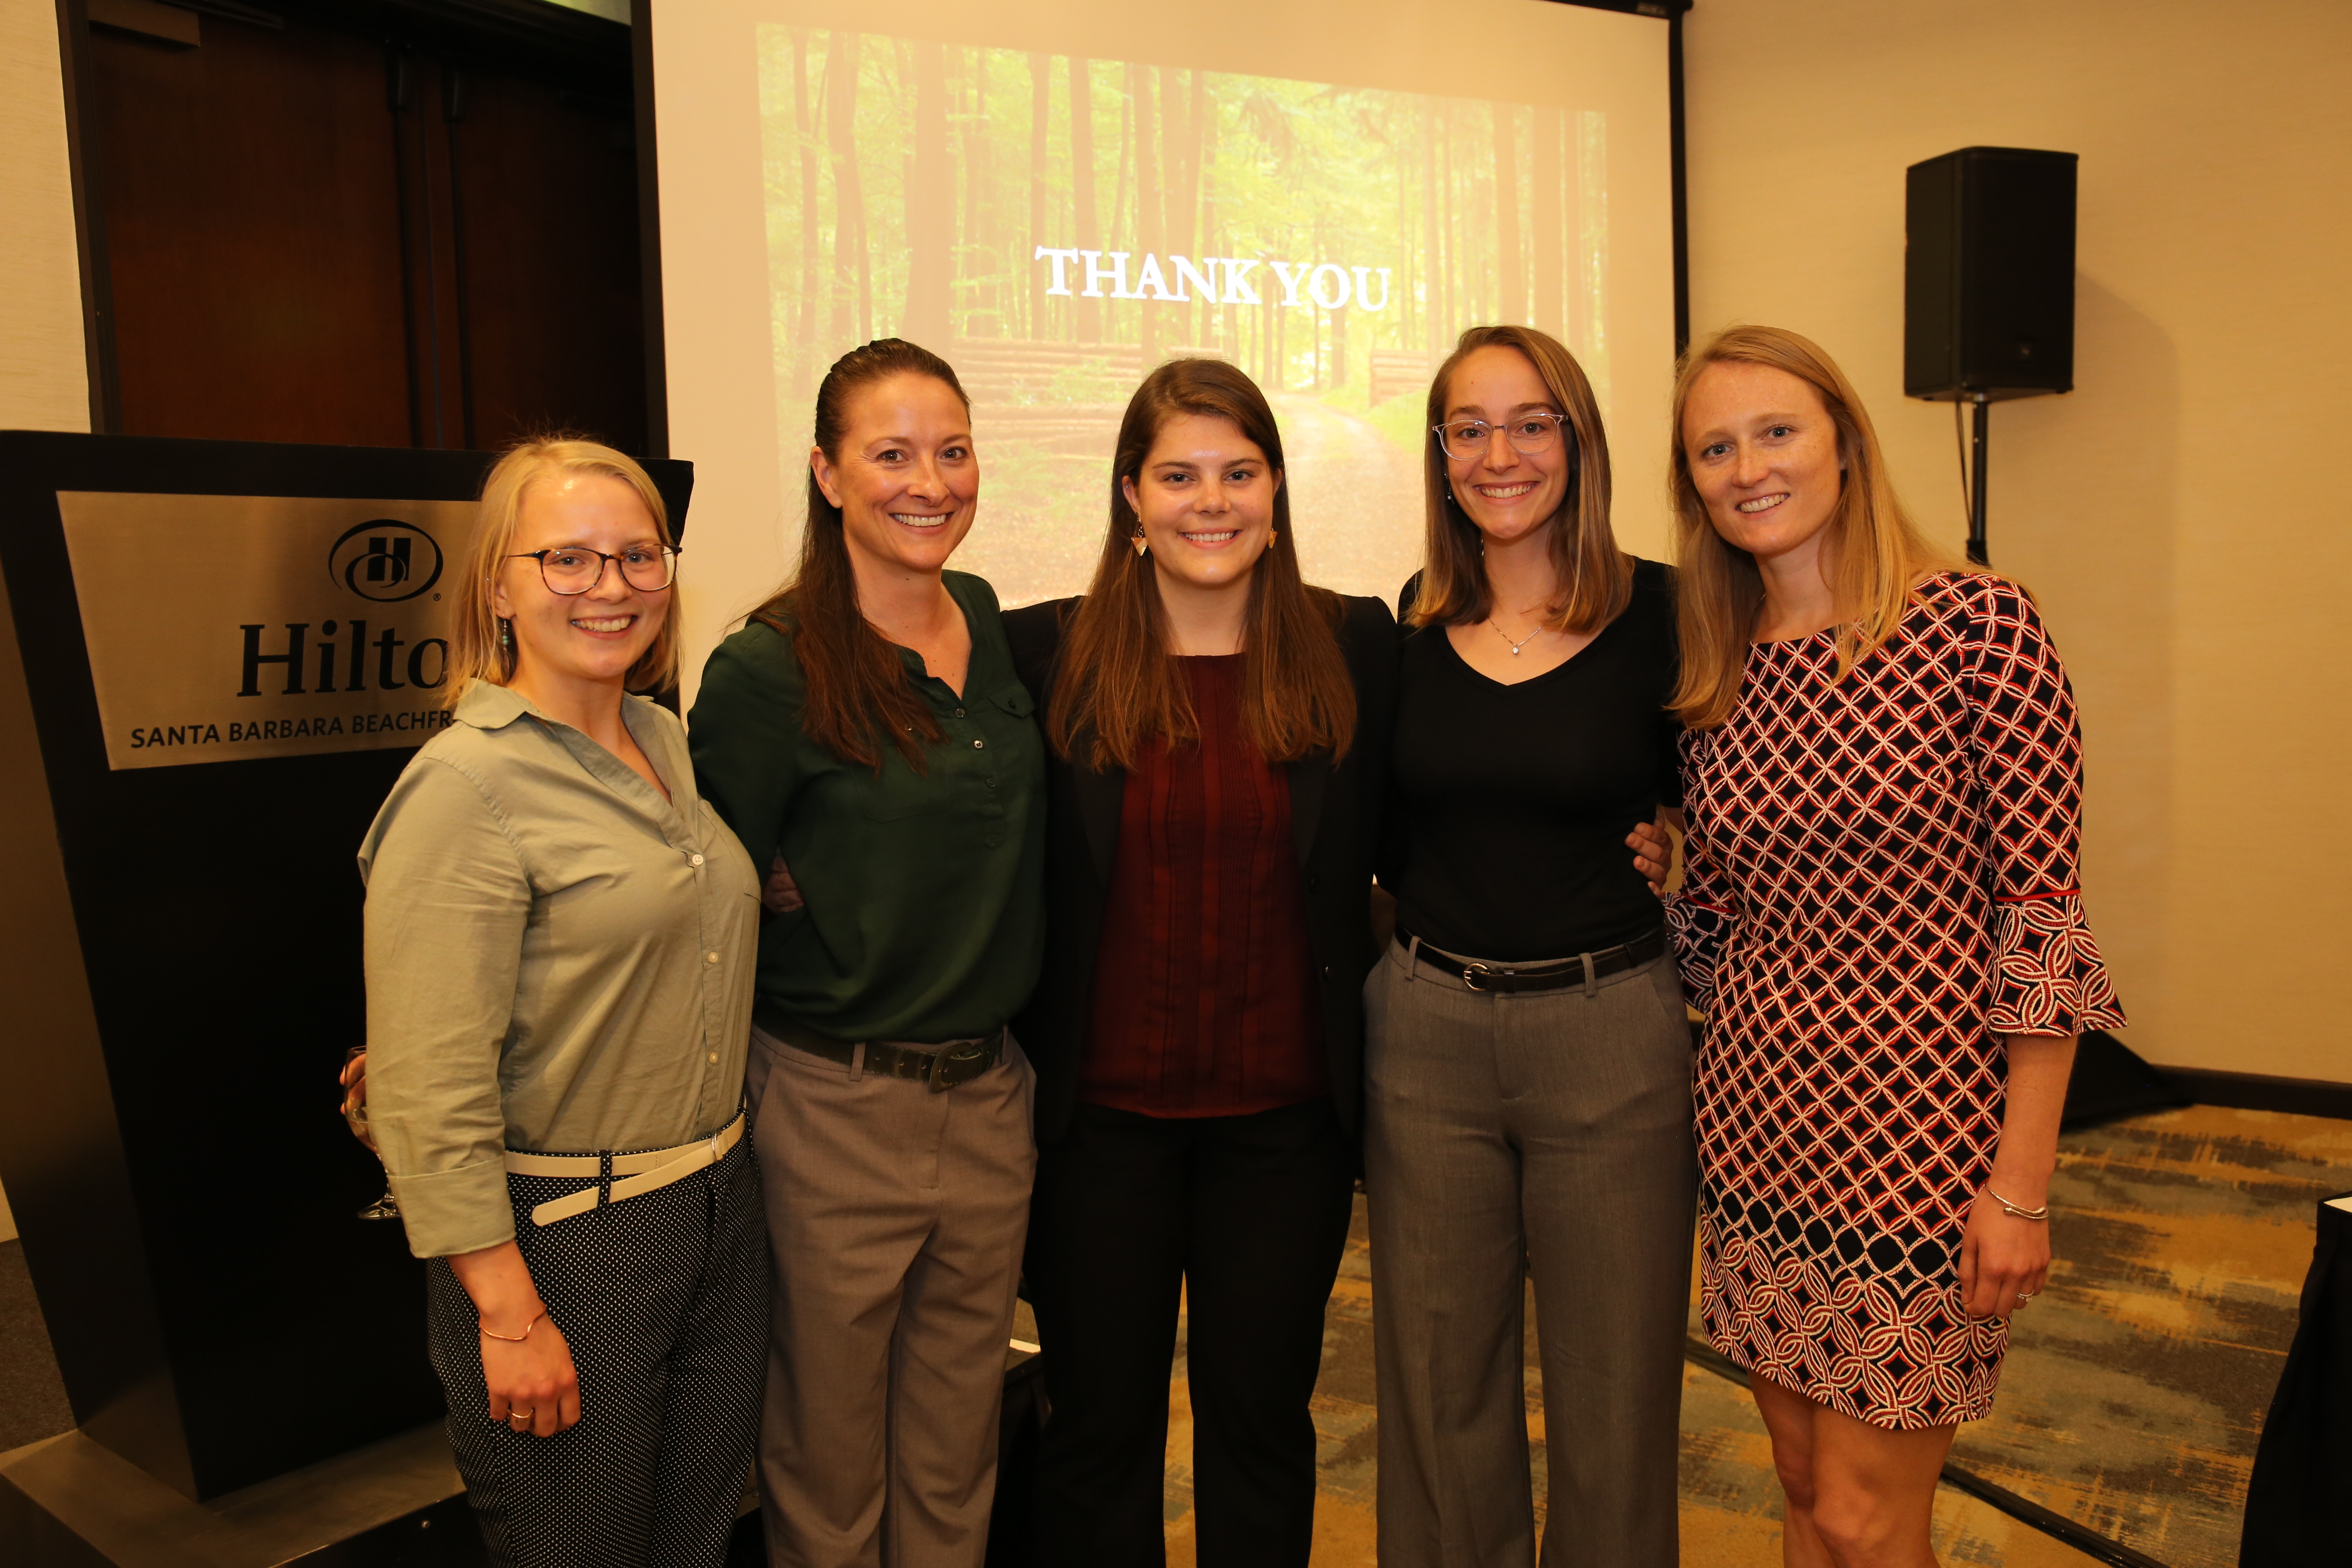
[759,29,1614,605]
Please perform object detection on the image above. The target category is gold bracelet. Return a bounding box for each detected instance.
[479,1308,546,1343]
[1988,1188,2050,1222]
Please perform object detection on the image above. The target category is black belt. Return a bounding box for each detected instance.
[1396,925,1666,994]
[754,1011,1006,1093]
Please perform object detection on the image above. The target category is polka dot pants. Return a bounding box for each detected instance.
[427,1130,768,1568]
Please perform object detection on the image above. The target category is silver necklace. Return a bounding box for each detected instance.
[1488,616,1544,655]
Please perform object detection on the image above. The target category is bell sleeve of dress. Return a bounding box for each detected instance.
[1665,731,1739,1016]
[1958,578,2128,1038]
[357,753,531,1259]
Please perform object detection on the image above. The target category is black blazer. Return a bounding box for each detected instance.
[1004,594,1399,1147]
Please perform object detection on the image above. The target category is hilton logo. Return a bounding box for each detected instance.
[57,490,482,770]
[328,519,444,603]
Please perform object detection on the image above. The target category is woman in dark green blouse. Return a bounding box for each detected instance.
[688,338,1046,1568]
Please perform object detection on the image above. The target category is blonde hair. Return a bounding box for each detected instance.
[445,436,681,708]
[1409,324,1631,634]
[1666,325,1969,730]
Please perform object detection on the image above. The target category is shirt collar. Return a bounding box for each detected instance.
[453,681,535,730]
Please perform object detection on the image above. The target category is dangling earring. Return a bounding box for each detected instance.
[499,617,512,649]
[1132,534,1148,558]
[1268,530,1279,542]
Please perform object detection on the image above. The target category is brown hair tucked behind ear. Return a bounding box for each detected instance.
[1409,324,1630,635]
[1047,357,1354,773]
[748,338,969,772]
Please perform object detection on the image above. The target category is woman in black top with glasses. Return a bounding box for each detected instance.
[1367,325,1690,1568]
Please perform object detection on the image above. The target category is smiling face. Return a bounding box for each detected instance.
[1440,344,1575,548]
[1121,412,1281,595]
[812,371,979,577]
[1681,360,1846,569]
[491,472,669,699]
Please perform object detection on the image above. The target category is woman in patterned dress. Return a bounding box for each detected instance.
[1663,326,2125,1567]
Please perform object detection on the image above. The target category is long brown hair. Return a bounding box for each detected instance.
[749,339,970,771]
[1666,325,1970,731]
[1047,358,1355,772]
[447,435,680,708]
[1409,324,1631,633]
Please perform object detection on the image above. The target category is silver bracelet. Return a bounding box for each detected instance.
[1988,1188,2050,1222]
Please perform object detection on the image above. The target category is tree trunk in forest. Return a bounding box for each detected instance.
[1069,58,1100,343]
[825,33,865,346]
[1439,107,1455,344]
[1531,106,1563,340]
[906,42,952,351]
[1577,110,1605,380]
[1195,79,1218,351]
[1422,98,1440,356]
[1493,104,1521,325]
[1274,280,1286,391]
[1028,54,1049,341]
[1466,144,1486,325]
[1110,66,1129,322]
[963,49,992,338]
[1136,65,1161,364]
[1395,115,1412,357]
[793,30,819,391]
[1160,68,1192,344]
[1565,107,1587,357]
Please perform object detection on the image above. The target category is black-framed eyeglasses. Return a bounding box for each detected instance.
[506,544,680,594]
[1433,412,1572,462]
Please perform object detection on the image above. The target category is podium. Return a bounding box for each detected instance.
[0,434,692,1562]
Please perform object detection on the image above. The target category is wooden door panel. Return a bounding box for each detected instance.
[448,72,645,455]
[93,20,415,446]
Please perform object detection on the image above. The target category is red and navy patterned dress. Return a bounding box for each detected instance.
[1666,573,2125,1430]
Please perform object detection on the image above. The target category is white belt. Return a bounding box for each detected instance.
[504,1110,747,1228]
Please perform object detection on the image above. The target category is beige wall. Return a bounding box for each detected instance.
[2,0,86,1238]
[1681,0,2351,1081]
[2,0,89,434]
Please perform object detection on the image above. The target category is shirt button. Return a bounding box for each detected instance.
[705,951,720,965]
[973,738,985,750]
[707,1052,719,1065]
[955,707,966,719]
[985,776,997,790]
[689,853,705,867]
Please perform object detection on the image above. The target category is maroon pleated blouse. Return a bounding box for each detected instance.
[1079,654,1327,1118]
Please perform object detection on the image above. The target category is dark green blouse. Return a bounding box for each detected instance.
[687,570,1047,1045]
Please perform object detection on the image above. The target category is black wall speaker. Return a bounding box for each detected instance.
[1905,147,2078,401]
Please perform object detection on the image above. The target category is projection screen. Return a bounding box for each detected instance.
[649,0,1675,698]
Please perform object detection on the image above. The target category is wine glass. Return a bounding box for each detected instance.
[342,1045,401,1222]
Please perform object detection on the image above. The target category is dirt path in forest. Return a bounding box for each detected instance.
[1270,393,1424,607]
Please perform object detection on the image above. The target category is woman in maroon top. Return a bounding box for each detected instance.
[1004,358,1396,1568]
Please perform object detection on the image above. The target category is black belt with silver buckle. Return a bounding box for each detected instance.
[756,1011,1006,1093]
[1397,925,1666,994]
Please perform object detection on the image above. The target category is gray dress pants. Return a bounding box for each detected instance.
[1363,937,1695,1568]
[747,1025,1038,1568]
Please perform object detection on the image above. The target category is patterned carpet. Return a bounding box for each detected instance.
[1150,1105,2347,1566]
[1946,1105,2352,1567]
